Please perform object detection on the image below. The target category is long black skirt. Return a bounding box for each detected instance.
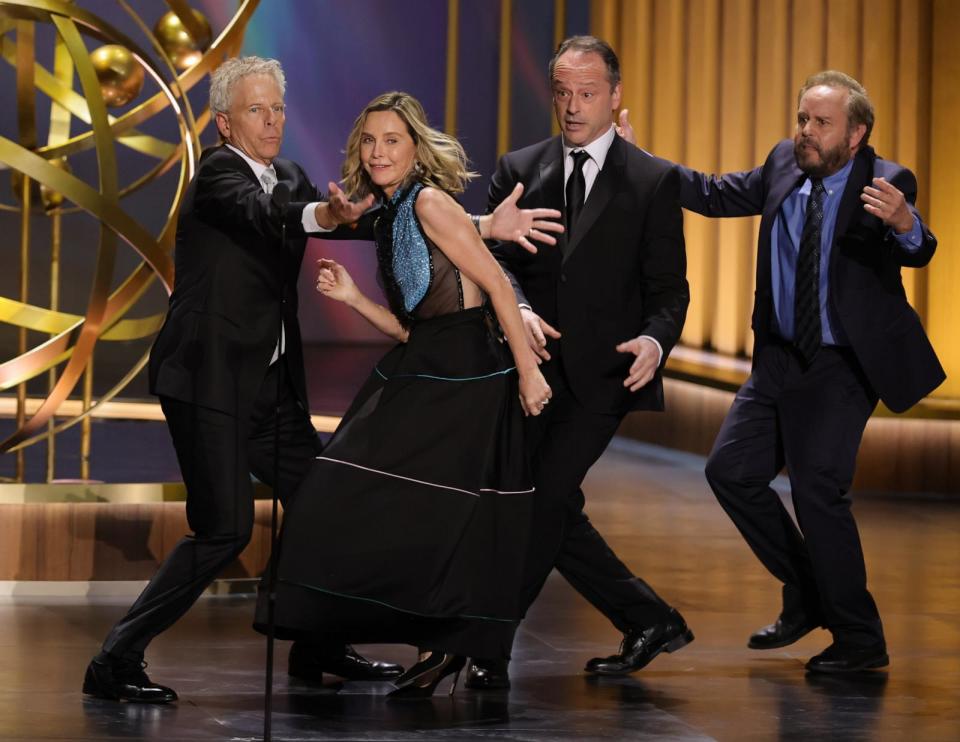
[255,307,533,659]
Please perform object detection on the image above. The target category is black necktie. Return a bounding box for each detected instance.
[794,178,826,365]
[565,150,590,236]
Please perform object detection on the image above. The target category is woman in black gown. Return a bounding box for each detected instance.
[260,92,553,697]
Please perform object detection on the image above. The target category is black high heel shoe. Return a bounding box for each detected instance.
[387,653,466,699]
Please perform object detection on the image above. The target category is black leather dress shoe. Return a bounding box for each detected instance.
[805,643,889,673]
[464,658,510,690]
[748,615,819,649]
[584,608,694,675]
[288,642,404,682]
[83,656,178,703]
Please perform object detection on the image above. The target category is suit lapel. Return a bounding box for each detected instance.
[538,138,567,256]
[833,145,874,250]
[563,134,624,263]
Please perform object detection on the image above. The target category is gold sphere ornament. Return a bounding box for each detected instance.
[154,9,213,71]
[89,44,145,108]
[40,158,72,210]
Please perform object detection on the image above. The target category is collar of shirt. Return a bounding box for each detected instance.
[797,156,854,200]
[225,143,275,188]
[562,123,617,200]
[562,123,616,172]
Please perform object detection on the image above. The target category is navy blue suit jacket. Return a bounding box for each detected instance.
[678,140,944,412]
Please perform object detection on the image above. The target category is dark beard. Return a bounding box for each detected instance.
[793,137,851,178]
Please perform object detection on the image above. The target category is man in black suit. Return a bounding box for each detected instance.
[81,56,404,703]
[467,36,692,689]
[675,70,945,672]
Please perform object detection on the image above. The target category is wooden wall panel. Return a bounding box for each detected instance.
[619,381,960,494]
[0,501,278,581]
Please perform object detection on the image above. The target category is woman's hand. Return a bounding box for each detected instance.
[315,258,360,305]
[518,367,552,417]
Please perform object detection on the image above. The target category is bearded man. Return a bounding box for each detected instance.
[676,70,944,673]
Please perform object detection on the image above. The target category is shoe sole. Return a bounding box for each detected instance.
[805,654,890,674]
[748,625,817,650]
[586,629,695,676]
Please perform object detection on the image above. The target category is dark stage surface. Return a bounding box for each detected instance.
[1,441,958,741]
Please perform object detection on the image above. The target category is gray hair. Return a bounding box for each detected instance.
[209,56,286,114]
[798,70,875,145]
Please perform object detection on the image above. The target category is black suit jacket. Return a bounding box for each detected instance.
[488,134,689,415]
[678,140,945,412]
[149,145,326,418]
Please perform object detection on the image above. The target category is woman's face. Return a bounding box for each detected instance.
[359,110,417,197]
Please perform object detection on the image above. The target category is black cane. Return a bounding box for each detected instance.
[264,180,291,742]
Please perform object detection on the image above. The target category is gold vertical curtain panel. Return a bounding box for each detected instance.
[591,0,959,400]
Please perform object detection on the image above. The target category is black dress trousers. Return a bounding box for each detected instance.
[102,360,319,659]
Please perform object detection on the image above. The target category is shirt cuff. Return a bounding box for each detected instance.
[639,335,664,367]
[518,303,532,311]
[891,214,922,252]
[302,203,334,233]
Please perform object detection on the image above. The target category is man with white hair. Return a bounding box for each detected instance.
[82,56,401,703]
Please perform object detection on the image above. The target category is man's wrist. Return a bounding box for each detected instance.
[638,335,664,367]
[315,203,338,230]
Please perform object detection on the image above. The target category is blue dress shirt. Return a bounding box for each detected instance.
[771,159,922,345]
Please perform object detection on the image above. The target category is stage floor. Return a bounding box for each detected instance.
[1,441,957,741]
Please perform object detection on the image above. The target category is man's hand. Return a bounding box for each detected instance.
[615,108,636,146]
[316,182,376,229]
[616,336,659,391]
[487,183,564,254]
[519,307,561,364]
[861,177,914,234]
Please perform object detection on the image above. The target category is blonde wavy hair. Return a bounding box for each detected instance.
[341,91,478,199]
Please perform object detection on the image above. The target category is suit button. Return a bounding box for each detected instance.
[560,274,567,283]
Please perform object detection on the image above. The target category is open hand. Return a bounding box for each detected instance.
[861,177,914,234]
[616,336,659,391]
[325,181,376,226]
[489,183,564,254]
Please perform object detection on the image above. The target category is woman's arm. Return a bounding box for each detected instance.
[414,188,552,416]
[315,259,408,343]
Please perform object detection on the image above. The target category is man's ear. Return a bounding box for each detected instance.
[215,111,230,140]
[611,82,623,112]
[848,122,867,152]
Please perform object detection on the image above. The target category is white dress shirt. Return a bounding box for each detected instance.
[226,143,330,363]
[562,123,617,203]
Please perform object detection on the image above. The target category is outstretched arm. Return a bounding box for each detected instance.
[315,259,408,343]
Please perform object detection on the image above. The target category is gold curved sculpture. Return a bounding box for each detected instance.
[0,0,260,478]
